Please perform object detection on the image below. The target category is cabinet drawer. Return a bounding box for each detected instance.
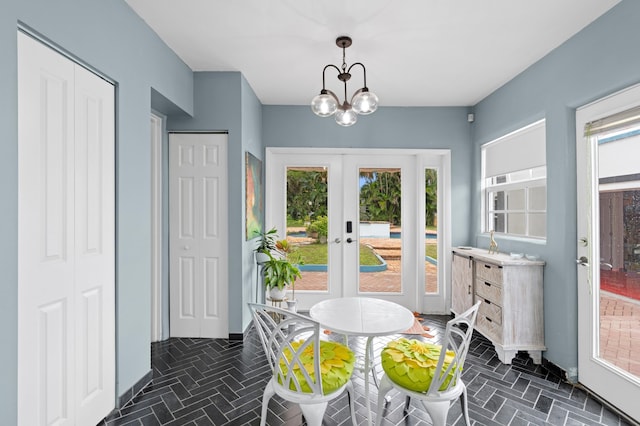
[475,296,502,325]
[476,313,503,342]
[475,279,502,304]
[476,261,503,285]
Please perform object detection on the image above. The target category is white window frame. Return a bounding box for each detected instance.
[481,120,547,240]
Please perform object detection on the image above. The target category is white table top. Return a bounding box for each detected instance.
[309,297,414,337]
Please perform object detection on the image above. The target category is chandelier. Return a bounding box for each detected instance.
[311,36,379,127]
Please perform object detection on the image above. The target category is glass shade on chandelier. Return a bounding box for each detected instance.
[311,36,378,127]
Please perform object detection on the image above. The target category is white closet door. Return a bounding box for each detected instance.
[18,32,115,426]
[73,60,115,425]
[169,133,229,338]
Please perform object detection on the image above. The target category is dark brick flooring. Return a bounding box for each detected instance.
[100,314,635,426]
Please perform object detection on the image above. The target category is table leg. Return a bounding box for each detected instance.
[364,336,374,426]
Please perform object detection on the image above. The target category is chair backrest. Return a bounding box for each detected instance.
[248,303,325,395]
[426,301,480,396]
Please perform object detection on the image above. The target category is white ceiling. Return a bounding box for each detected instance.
[125,0,620,107]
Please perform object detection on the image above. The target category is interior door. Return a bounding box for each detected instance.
[18,31,115,426]
[169,133,229,338]
[266,149,448,313]
[576,85,640,422]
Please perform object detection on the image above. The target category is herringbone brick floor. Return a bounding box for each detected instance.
[100,314,633,426]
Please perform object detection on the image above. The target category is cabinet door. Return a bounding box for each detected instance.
[452,253,474,314]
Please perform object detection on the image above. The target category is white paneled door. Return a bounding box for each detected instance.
[169,133,229,338]
[18,32,115,425]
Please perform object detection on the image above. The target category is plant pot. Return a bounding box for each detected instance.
[256,251,270,264]
[286,299,297,313]
[268,286,287,301]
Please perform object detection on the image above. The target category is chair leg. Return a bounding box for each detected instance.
[375,375,394,426]
[345,381,357,425]
[420,400,451,426]
[260,381,275,426]
[404,395,411,412]
[299,402,328,426]
[459,384,471,426]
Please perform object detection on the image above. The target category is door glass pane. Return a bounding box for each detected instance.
[358,168,401,293]
[425,169,438,294]
[597,130,640,379]
[285,167,328,292]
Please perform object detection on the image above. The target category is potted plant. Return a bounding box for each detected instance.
[275,239,305,311]
[306,215,328,243]
[262,251,302,302]
[254,227,278,264]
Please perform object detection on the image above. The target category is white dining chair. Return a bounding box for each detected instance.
[375,301,481,426]
[248,303,358,426]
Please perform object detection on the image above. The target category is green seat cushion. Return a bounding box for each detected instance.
[381,338,458,392]
[279,340,355,395]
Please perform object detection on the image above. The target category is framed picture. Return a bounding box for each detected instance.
[245,151,263,240]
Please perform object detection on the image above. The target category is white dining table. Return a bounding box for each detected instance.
[309,297,414,425]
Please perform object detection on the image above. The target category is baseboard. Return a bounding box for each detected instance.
[541,358,573,382]
[229,333,244,341]
[117,369,153,408]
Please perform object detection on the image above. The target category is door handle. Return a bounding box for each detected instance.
[576,256,589,267]
[333,238,341,244]
[600,261,613,269]
[346,237,357,244]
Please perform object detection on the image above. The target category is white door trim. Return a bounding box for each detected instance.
[150,112,163,342]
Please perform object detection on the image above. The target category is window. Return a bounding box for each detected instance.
[482,120,547,239]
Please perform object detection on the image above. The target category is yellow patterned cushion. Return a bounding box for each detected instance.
[381,338,458,392]
[279,340,355,395]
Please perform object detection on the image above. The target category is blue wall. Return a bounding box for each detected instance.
[167,72,265,334]
[2,1,194,422]
[472,1,640,377]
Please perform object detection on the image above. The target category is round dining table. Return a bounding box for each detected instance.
[309,297,414,425]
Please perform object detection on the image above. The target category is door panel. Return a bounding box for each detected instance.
[18,31,115,426]
[267,154,343,311]
[170,133,228,338]
[343,155,416,308]
[576,86,640,422]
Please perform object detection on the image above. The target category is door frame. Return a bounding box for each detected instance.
[150,112,163,342]
[576,82,640,421]
[265,147,451,313]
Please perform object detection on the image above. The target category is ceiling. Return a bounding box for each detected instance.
[125,0,620,107]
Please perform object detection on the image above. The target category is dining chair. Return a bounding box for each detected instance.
[375,301,481,426]
[248,303,358,426]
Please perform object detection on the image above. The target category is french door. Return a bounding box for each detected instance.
[576,85,640,422]
[266,148,450,313]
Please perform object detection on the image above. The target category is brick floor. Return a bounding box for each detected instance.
[600,293,640,377]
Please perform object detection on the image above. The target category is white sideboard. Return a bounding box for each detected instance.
[452,247,545,364]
